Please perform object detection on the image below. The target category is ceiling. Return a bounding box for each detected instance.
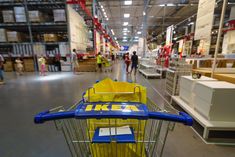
[97,0,200,44]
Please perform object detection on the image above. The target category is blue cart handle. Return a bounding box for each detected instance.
[148,111,193,126]
[34,110,193,126]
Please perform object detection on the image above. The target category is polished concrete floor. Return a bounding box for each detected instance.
[0,61,234,157]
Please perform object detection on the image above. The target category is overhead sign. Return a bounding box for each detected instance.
[194,0,216,40]
[166,25,174,45]
[120,46,129,51]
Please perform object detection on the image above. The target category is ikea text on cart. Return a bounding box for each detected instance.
[85,104,140,112]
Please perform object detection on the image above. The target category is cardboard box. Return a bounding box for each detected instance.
[14,7,26,22]
[29,11,44,22]
[3,61,13,72]
[43,34,58,42]
[53,9,66,22]
[0,29,7,42]
[2,10,15,23]
[7,31,22,42]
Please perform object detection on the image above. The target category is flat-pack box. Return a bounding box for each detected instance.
[14,7,27,22]
[0,29,7,42]
[53,9,66,22]
[29,10,44,22]
[7,31,22,42]
[2,10,15,23]
[43,34,58,42]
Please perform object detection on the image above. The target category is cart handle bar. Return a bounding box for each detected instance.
[34,111,193,126]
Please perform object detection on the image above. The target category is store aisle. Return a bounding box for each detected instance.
[0,61,234,157]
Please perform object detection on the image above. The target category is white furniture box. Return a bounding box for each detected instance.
[2,10,15,23]
[179,76,217,107]
[14,7,26,22]
[193,81,235,121]
[53,9,66,22]
[0,29,7,42]
[29,11,43,22]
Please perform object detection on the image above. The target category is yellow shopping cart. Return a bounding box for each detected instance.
[35,78,193,157]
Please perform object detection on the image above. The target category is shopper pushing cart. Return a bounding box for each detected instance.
[34,78,193,157]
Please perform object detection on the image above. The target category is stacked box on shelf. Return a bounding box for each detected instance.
[0,29,7,42]
[23,58,34,72]
[179,76,217,108]
[43,34,58,42]
[53,9,66,22]
[7,31,23,42]
[2,10,15,23]
[13,44,33,56]
[193,81,235,121]
[14,7,26,22]
[28,11,44,22]
[3,61,13,72]
[77,58,97,72]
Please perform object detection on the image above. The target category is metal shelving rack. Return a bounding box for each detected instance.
[165,60,192,96]
[0,0,69,72]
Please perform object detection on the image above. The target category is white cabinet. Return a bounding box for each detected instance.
[193,81,235,121]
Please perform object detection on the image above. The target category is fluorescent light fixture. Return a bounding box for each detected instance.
[114,37,117,40]
[122,40,127,42]
[123,33,127,35]
[106,18,109,20]
[102,8,105,12]
[104,12,106,15]
[124,0,132,5]
[111,29,114,35]
[101,5,103,9]
[123,36,127,39]
[134,40,139,42]
[143,11,146,16]
[135,36,139,39]
[123,28,128,31]
[159,4,165,7]
[124,13,130,18]
[123,22,129,26]
[166,3,175,6]
[137,31,141,34]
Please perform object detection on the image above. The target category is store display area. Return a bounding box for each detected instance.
[173,76,235,144]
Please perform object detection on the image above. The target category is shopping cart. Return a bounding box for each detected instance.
[34,79,192,157]
[103,58,113,72]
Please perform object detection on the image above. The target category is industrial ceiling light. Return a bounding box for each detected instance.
[123,22,129,26]
[123,28,128,31]
[106,18,109,21]
[122,40,127,42]
[101,5,103,9]
[143,11,146,16]
[124,0,132,5]
[123,33,127,35]
[124,13,130,18]
[123,36,127,39]
[135,36,139,39]
[137,31,141,34]
[111,29,114,35]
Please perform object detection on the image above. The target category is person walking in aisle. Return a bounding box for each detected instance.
[0,54,4,84]
[15,58,24,75]
[131,51,138,75]
[124,52,131,73]
[97,52,102,72]
[72,49,79,74]
[38,56,46,76]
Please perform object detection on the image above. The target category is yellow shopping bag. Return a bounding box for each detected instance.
[84,78,147,157]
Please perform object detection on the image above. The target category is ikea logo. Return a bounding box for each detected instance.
[85,104,140,112]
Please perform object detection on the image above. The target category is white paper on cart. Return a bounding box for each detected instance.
[99,125,132,136]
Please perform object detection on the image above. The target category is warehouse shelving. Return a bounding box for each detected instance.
[0,0,69,72]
